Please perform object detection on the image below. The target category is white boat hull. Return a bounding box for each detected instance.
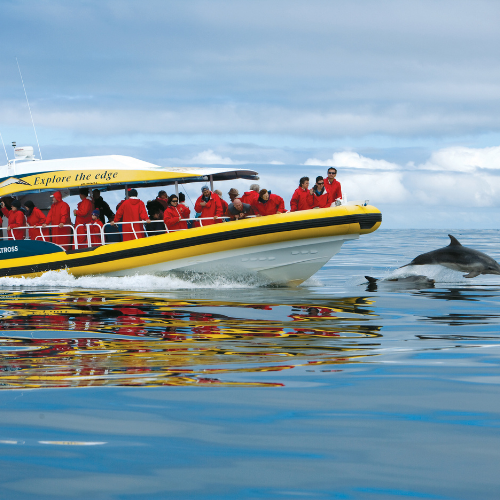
[104,233,359,285]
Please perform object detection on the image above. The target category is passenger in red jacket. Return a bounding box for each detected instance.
[89,210,104,247]
[1,199,26,240]
[290,177,314,212]
[24,200,49,241]
[214,190,228,215]
[240,184,260,205]
[73,188,94,247]
[311,176,332,208]
[252,189,286,216]
[43,191,72,250]
[163,194,188,231]
[324,168,342,204]
[194,186,223,226]
[111,189,150,241]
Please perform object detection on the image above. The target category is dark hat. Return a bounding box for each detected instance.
[79,187,89,196]
[128,188,138,197]
[24,200,35,210]
[11,200,21,209]
[92,209,100,216]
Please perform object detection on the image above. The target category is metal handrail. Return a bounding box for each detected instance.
[5,223,75,246]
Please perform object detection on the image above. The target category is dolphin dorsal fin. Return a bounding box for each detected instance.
[448,234,462,246]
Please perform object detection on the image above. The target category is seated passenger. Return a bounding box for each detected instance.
[146,198,166,236]
[240,184,260,205]
[0,200,26,240]
[111,189,150,241]
[311,176,331,208]
[89,210,104,247]
[156,190,169,212]
[228,188,240,203]
[290,177,314,212]
[226,198,253,220]
[163,194,188,231]
[252,189,285,216]
[194,186,223,226]
[24,200,49,241]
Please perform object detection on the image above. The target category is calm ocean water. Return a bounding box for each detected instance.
[1,229,500,499]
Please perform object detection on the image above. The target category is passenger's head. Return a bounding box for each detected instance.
[92,209,100,220]
[79,188,89,199]
[168,194,179,206]
[24,200,35,215]
[92,189,101,199]
[214,189,223,197]
[233,198,243,210]
[128,188,138,198]
[50,191,63,204]
[201,186,210,197]
[250,183,260,192]
[299,176,309,189]
[11,200,21,212]
[179,192,186,203]
[259,189,269,201]
[158,190,167,199]
[228,188,239,201]
[316,176,324,186]
[327,168,337,179]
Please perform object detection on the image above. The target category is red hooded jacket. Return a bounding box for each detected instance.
[194,192,223,226]
[27,207,49,241]
[114,197,149,241]
[1,207,26,240]
[74,197,94,246]
[163,205,188,231]
[89,219,104,246]
[45,191,72,250]
[324,178,342,203]
[290,187,313,212]
[240,191,259,205]
[311,187,332,208]
[252,193,285,216]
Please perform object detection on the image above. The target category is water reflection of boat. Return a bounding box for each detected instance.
[0,291,382,389]
[1,152,381,285]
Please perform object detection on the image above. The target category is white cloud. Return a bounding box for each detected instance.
[304,151,400,170]
[183,149,245,165]
[420,145,500,172]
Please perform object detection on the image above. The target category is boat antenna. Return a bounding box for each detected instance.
[16,57,43,160]
[0,132,8,163]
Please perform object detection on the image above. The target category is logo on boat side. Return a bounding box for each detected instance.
[33,171,119,187]
[0,177,32,189]
[0,246,18,254]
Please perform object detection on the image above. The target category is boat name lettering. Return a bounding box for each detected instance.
[0,246,18,254]
[33,171,119,186]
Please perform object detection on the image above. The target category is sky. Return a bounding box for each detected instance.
[1,0,500,228]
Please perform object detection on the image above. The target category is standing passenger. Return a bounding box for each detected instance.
[73,188,93,247]
[324,168,342,204]
[311,176,331,208]
[214,190,228,214]
[194,186,223,226]
[178,193,192,228]
[111,189,150,241]
[226,198,253,220]
[92,189,115,223]
[156,190,169,212]
[228,188,240,203]
[0,200,26,240]
[290,177,314,212]
[43,191,72,250]
[24,200,49,241]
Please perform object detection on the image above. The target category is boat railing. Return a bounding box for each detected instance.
[3,215,258,248]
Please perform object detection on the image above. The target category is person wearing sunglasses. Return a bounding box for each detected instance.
[311,176,331,208]
[163,194,188,231]
[324,168,342,204]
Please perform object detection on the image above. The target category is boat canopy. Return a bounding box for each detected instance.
[0,154,259,199]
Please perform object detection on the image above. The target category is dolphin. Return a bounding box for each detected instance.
[401,234,500,278]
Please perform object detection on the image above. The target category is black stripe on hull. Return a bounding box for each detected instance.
[2,212,382,277]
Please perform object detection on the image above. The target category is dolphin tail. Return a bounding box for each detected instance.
[448,234,462,246]
[365,276,378,284]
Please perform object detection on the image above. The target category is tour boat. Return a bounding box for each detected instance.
[0,147,382,285]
